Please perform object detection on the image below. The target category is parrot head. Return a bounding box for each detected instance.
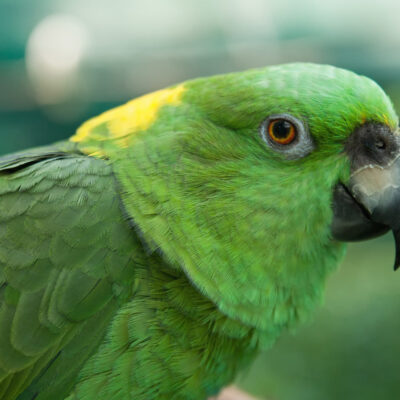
[72,63,400,334]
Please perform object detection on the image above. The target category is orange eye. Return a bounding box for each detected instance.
[268,119,297,145]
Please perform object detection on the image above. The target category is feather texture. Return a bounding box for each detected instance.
[0,63,397,399]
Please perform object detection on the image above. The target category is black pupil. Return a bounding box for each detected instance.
[273,120,292,139]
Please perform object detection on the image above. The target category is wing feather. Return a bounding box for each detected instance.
[0,147,139,400]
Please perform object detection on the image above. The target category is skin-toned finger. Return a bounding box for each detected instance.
[209,385,260,400]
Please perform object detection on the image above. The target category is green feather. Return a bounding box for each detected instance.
[0,63,397,399]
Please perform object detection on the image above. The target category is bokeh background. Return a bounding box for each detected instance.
[1,0,400,399]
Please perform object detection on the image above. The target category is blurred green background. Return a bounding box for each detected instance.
[1,0,400,399]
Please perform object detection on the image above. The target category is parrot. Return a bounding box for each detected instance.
[0,62,399,400]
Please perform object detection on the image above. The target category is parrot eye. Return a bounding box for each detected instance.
[268,119,296,145]
[259,113,315,160]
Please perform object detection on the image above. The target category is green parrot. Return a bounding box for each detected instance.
[0,63,399,400]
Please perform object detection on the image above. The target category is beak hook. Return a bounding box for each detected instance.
[393,229,400,270]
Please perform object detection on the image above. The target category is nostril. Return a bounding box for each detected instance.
[375,139,386,150]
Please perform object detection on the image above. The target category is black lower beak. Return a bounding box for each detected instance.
[331,183,389,242]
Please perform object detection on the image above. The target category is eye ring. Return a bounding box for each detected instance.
[259,113,314,160]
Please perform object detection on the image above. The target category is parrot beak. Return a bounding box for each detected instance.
[331,123,400,270]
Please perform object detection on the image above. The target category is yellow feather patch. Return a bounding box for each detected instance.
[382,113,390,127]
[70,84,186,149]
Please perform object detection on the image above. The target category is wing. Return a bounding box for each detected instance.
[0,144,140,400]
